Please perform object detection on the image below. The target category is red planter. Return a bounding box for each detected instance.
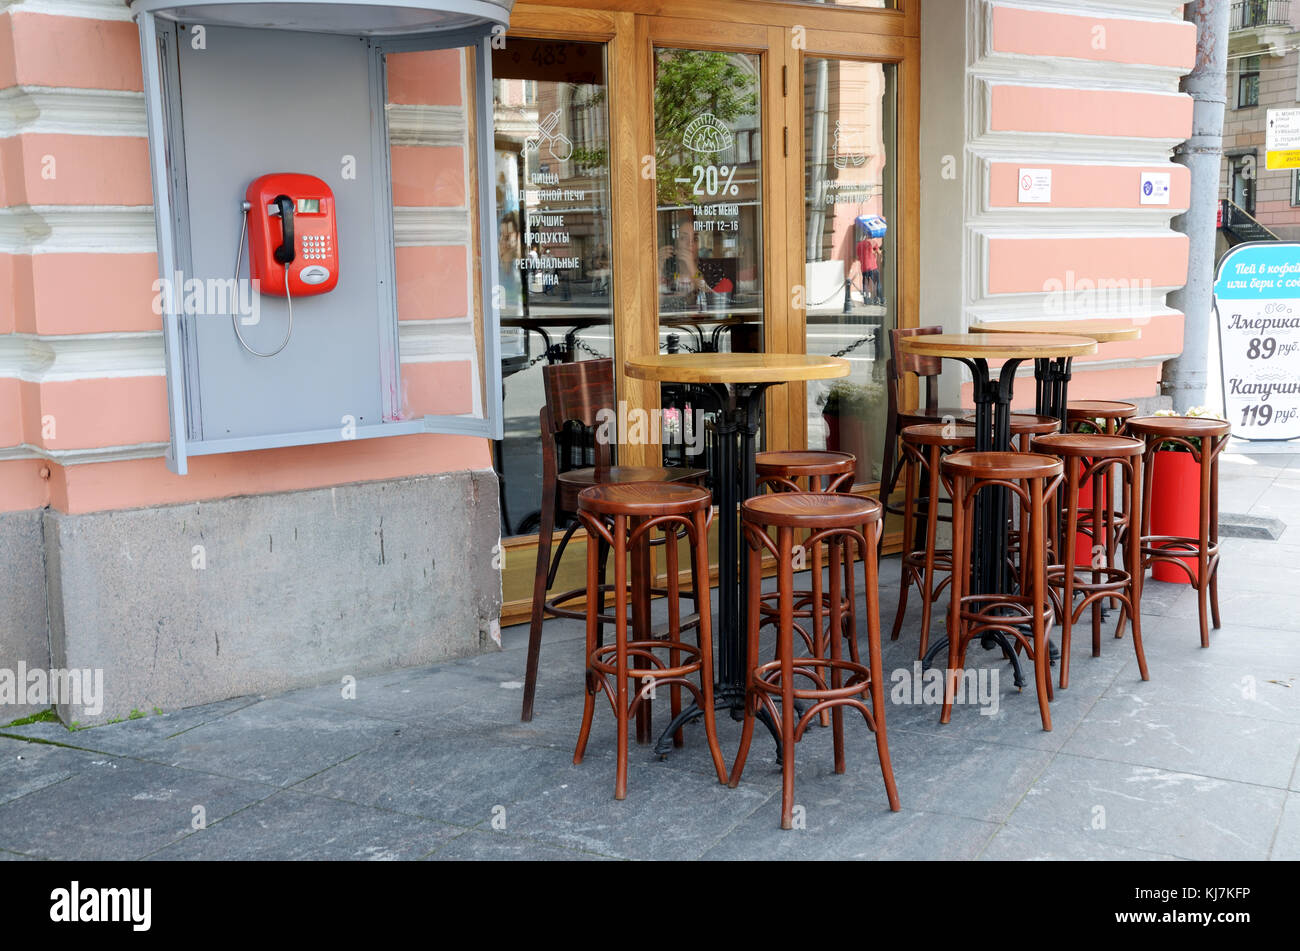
[1072,461,1108,569]
[1149,449,1201,584]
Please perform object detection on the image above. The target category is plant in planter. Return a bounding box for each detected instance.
[817,380,883,485]
[1148,406,1223,584]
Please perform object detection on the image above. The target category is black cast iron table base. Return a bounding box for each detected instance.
[653,381,785,758]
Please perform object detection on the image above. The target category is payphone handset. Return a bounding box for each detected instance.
[244,173,339,297]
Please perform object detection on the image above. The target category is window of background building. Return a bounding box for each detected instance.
[1292,169,1300,207]
[1238,55,1260,108]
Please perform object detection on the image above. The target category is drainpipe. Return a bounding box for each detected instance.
[1164,0,1229,412]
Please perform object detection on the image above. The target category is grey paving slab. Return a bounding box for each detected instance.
[1103,642,1300,725]
[1157,586,1300,634]
[1005,753,1286,860]
[1271,793,1300,861]
[425,829,615,861]
[500,758,770,860]
[1061,696,1299,789]
[0,757,275,860]
[0,736,101,806]
[292,726,598,827]
[0,696,262,754]
[100,698,404,787]
[276,665,512,729]
[702,803,997,861]
[858,729,1052,823]
[978,825,1185,861]
[144,790,461,861]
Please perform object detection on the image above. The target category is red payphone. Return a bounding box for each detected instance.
[244,173,338,296]
[232,173,338,357]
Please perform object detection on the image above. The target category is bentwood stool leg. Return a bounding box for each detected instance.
[941,470,967,727]
[1035,433,1149,688]
[1126,456,1150,681]
[1030,476,1052,732]
[729,541,764,790]
[1210,441,1222,630]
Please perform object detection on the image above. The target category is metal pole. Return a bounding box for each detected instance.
[1165,0,1229,412]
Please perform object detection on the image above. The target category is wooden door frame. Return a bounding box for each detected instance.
[498,1,920,623]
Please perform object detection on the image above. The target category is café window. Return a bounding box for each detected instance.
[491,39,614,538]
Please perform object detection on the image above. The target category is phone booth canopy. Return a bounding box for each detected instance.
[129,0,513,35]
[130,0,515,473]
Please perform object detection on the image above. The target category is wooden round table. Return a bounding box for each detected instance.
[969,321,1140,427]
[625,353,850,750]
[896,334,1096,452]
[896,334,1096,685]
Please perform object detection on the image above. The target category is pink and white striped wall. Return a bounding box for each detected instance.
[926,0,1196,409]
[0,2,488,516]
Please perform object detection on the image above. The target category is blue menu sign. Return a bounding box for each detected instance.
[1214,241,1300,441]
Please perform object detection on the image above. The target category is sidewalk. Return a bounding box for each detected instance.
[1,453,1297,861]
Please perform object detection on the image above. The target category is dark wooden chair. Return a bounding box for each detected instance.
[520,358,706,722]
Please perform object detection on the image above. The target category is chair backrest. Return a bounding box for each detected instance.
[541,358,615,477]
[889,326,943,412]
[542,358,614,433]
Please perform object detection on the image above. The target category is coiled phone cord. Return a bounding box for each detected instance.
[231,202,294,358]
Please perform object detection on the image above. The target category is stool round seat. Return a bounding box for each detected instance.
[743,492,881,529]
[1126,415,1232,439]
[1033,433,1143,458]
[1068,400,1138,421]
[577,481,711,516]
[756,450,855,479]
[942,451,1062,481]
[900,422,977,447]
[963,412,1060,435]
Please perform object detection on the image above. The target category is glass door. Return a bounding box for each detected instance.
[490,37,615,538]
[651,46,766,471]
[801,56,897,487]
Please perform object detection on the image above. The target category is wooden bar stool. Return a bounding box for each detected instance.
[522,359,706,723]
[963,411,1059,451]
[1067,400,1138,436]
[1126,415,1232,648]
[730,493,900,828]
[888,422,976,659]
[756,450,859,668]
[1032,433,1150,689]
[941,452,1062,731]
[573,482,727,800]
[1064,400,1138,581]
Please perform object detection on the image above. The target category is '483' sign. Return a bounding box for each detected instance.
[1215,241,1300,441]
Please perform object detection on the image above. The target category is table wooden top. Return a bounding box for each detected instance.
[624,352,851,384]
[969,319,1142,343]
[897,333,1098,360]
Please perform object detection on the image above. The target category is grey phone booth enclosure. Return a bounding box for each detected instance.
[130,0,513,474]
